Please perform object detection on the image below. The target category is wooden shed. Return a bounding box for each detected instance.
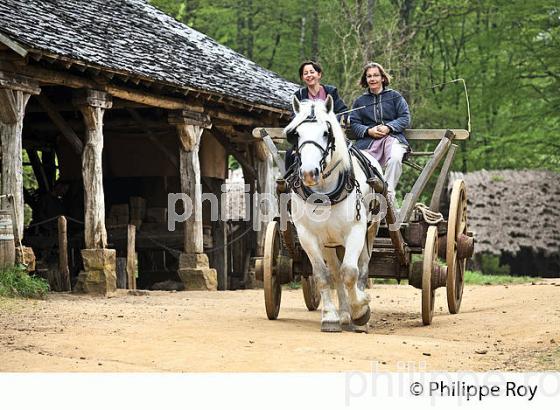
[0,0,297,293]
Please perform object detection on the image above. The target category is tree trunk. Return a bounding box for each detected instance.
[365,0,376,60]
[311,9,319,61]
[246,0,254,60]
[236,5,245,55]
[299,15,306,61]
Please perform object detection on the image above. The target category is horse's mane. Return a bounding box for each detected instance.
[284,99,350,170]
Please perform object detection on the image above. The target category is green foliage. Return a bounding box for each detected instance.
[228,155,240,170]
[149,0,560,173]
[477,254,511,275]
[0,265,49,299]
[463,270,537,285]
[373,270,536,286]
[22,151,37,225]
[287,279,301,289]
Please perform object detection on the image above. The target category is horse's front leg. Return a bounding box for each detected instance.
[299,233,341,332]
[324,247,351,327]
[341,224,371,325]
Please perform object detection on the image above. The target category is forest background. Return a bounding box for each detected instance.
[149,0,559,174]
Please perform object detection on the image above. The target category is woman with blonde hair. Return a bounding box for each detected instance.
[349,62,411,205]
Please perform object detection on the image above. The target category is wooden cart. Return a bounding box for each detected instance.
[252,128,475,325]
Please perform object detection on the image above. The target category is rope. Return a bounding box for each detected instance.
[205,225,253,254]
[414,203,444,225]
[142,224,254,258]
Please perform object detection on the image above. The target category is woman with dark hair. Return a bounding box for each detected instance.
[349,62,411,204]
[293,61,348,115]
[285,61,348,171]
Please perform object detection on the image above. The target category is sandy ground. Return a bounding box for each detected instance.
[1,281,559,372]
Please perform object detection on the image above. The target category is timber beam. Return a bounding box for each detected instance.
[35,94,83,154]
[211,126,256,180]
[168,110,211,151]
[0,64,204,112]
[128,108,178,168]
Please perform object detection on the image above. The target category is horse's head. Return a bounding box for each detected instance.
[284,95,348,187]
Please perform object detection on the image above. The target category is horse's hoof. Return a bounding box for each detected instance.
[352,324,369,333]
[341,322,367,333]
[321,320,342,332]
[352,306,371,326]
[339,311,351,326]
[341,322,354,332]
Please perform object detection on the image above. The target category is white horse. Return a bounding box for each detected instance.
[284,95,384,332]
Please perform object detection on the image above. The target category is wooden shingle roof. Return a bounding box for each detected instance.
[0,0,298,112]
[448,170,560,258]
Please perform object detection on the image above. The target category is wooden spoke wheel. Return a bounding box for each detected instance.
[302,274,321,311]
[446,180,467,314]
[264,221,282,320]
[422,226,438,325]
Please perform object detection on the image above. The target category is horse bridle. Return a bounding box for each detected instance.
[285,106,371,222]
[289,106,338,177]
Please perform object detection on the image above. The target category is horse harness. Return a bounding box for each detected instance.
[284,110,386,221]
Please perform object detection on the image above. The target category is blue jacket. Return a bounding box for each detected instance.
[349,88,411,146]
[294,84,348,117]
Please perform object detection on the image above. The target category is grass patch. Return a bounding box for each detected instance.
[286,280,301,289]
[464,270,537,285]
[285,270,537,288]
[374,278,407,285]
[0,265,49,299]
[372,270,537,286]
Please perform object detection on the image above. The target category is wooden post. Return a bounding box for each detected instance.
[168,111,211,255]
[180,129,204,254]
[204,177,228,290]
[0,76,40,242]
[256,145,275,257]
[127,224,136,290]
[58,216,71,291]
[429,144,458,212]
[169,111,218,290]
[243,158,258,287]
[73,90,112,249]
[26,149,50,192]
[398,130,454,223]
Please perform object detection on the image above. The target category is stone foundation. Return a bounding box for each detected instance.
[74,248,117,295]
[178,252,217,291]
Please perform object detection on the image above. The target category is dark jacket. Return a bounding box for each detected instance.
[294,84,348,117]
[349,88,411,146]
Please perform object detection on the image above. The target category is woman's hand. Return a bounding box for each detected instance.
[368,125,390,139]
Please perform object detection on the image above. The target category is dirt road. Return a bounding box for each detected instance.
[1,281,559,372]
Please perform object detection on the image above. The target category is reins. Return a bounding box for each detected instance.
[286,106,364,220]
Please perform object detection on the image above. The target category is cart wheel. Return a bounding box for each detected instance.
[264,221,282,320]
[446,180,467,314]
[302,275,321,311]
[422,226,438,325]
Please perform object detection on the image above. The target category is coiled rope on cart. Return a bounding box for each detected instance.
[414,203,444,225]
